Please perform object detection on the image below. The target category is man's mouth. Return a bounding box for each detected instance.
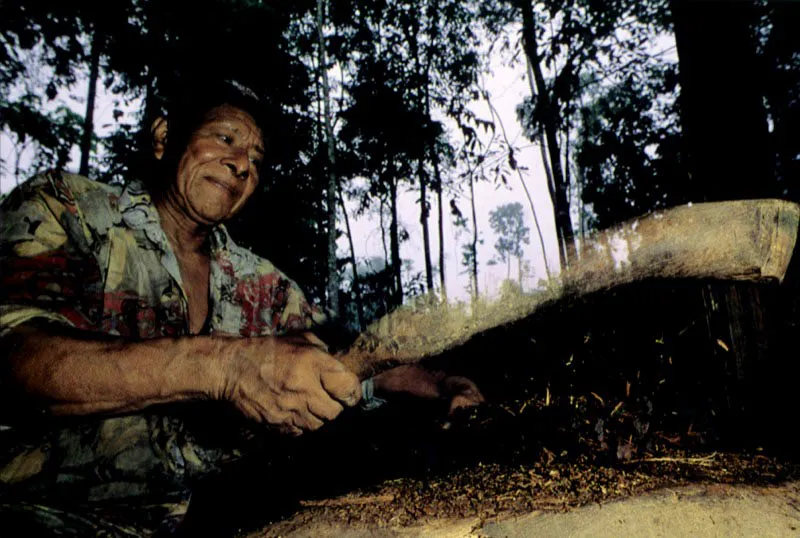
[205,176,238,197]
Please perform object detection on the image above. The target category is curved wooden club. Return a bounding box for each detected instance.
[338,199,800,380]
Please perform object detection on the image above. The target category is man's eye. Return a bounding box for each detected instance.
[250,157,262,167]
[219,134,233,144]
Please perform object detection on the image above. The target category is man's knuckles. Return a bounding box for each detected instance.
[259,403,323,432]
[308,397,344,421]
[320,369,361,406]
[292,411,324,431]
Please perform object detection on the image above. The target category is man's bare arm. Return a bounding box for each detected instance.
[4,327,361,434]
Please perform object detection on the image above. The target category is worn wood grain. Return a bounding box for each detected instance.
[338,199,800,379]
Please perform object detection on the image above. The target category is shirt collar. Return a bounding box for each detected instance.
[118,179,231,255]
[117,180,167,248]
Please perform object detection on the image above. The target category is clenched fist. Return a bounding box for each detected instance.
[216,335,361,435]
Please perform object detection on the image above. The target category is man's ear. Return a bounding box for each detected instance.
[151,117,168,161]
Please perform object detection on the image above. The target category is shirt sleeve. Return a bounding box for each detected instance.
[0,174,104,339]
[277,278,327,334]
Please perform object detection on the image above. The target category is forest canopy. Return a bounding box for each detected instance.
[1,0,798,333]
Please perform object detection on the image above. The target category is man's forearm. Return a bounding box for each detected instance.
[5,327,226,416]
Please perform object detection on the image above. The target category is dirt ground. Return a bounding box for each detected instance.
[257,481,800,538]
[479,482,800,538]
[246,451,799,538]
[251,482,800,537]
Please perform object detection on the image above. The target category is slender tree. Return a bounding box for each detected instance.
[483,83,552,280]
[489,202,530,283]
[78,24,102,177]
[315,0,342,317]
[468,171,480,301]
[515,0,573,266]
[433,143,447,299]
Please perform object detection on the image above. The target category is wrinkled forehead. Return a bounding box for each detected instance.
[199,104,264,142]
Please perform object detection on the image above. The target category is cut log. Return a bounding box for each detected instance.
[338,199,800,379]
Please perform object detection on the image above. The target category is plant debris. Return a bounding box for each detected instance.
[253,448,796,537]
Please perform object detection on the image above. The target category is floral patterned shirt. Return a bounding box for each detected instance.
[0,171,324,340]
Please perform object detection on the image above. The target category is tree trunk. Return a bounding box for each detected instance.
[379,196,390,316]
[389,176,403,307]
[701,281,773,436]
[338,187,365,331]
[434,155,447,300]
[517,0,574,268]
[316,0,340,317]
[405,3,434,294]
[576,163,586,250]
[380,197,389,272]
[468,172,479,302]
[527,58,557,207]
[419,163,434,292]
[79,26,101,177]
[563,129,575,261]
[671,0,774,431]
[671,0,771,201]
[538,132,566,270]
[424,0,446,300]
[766,3,800,198]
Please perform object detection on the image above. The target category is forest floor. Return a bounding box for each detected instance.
[250,450,799,537]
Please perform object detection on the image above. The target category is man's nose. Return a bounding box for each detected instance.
[222,150,250,180]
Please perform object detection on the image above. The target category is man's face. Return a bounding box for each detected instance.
[170,104,264,225]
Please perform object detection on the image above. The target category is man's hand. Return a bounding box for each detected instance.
[218,336,361,435]
[439,375,485,415]
[371,364,484,415]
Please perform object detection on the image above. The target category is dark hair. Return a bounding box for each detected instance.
[148,78,270,194]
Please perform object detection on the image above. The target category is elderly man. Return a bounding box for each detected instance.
[0,79,482,535]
